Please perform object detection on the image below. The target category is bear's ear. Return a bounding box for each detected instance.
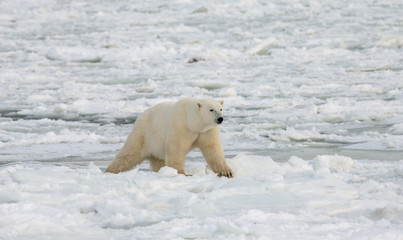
[219,100,224,106]
[197,102,202,109]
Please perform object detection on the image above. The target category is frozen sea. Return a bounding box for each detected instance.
[1,0,403,239]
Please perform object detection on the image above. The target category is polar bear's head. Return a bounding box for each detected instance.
[196,99,224,132]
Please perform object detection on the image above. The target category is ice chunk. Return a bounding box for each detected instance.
[192,6,209,13]
[314,155,356,171]
[190,81,230,90]
[389,123,403,135]
[87,162,102,174]
[227,153,282,177]
[377,37,403,48]
[248,38,277,55]
[158,166,178,177]
[45,47,102,63]
[288,156,314,171]
[136,79,158,93]
[395,160,403,177]
[218,87,237,97]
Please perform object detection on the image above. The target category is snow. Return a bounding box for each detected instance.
[1,0,403,239]
[1,156,402,239]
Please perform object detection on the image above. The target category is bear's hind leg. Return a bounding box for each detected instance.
[105,136,146,174]
[105,151,145,174]
[105,129,147,174]
[149,157,165,172]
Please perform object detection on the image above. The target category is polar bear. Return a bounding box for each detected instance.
[105,98,233,177]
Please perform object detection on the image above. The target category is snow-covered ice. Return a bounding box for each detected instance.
[1,157,403,239]
[1,0,403,239]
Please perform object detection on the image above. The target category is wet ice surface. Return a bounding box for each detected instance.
[1,0,403,239]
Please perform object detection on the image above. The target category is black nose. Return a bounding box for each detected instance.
[217,117,223,124]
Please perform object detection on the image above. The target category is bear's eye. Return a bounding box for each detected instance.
[210,109,213,112]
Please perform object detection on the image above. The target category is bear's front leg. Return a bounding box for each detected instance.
[195,127,233,178]
[165,151,187,175]
[164,127,199,176]
[165,144,195,176]
[164,141,190,175]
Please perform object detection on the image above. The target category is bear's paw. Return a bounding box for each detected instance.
[217,167,233,178]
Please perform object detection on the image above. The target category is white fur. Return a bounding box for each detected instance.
[105,98,233,177]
